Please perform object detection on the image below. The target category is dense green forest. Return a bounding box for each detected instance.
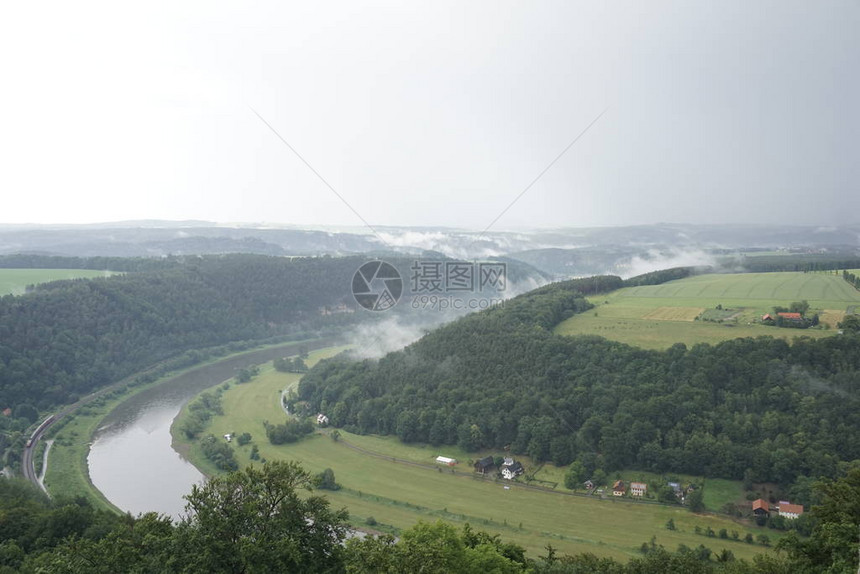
[299,276,860,491]
[0,461,856,572]
[0,252,548,411]
[0,254,383,413]
[736,254,860,273]
[0,253,548,467]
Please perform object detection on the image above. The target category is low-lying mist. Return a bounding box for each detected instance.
[342,276,548,359]
[617,248,718,279]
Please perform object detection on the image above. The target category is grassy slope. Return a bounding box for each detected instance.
[176,359,780,562]
[0,269,116,296]
[555,272,860,349]
[44,404,123,513]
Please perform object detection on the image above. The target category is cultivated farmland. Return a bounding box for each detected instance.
[0,268,114,296]
[555,271,860,349]
[641,306,705,321]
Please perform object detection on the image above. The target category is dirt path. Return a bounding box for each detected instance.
[37,439,53,489]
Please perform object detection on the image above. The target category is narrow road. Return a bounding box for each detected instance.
[38,439,53,489]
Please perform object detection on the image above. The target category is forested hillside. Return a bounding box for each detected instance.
[299,276,860,487]
[0,255,373,412]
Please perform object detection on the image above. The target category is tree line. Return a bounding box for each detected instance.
[299,277,860,495]
[738,254,860,273]
[0,460,856,572]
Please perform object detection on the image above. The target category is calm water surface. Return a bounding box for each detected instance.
[88,340,331,518]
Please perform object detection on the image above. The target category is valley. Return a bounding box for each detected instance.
[173,360,781,561]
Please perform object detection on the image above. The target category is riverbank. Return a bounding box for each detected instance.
[171,346,348,479]
[44,338,332,513]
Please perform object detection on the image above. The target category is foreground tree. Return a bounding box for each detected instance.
[776,467,860,573]
[175,461,349,574]
[345,521,527,573]
[838,314,860,333]
[687,488,705,513]
[564,461,586,490]
[29,461,349,573]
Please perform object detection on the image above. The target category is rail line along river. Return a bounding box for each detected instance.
[87,339,334,518]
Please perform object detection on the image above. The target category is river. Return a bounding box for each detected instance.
[87,339,333,519]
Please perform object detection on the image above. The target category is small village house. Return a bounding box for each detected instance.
[316,413,330,426]
[777,312,802,320]
[435,456,457,466]
[500,457,524,479]
[778,502,804,519]
[583,480,594,490]
[630,482,647,497]
[473,456,495,475]
[612,480,625,496]
[776,312,805,325]
[752,499,770,517]
[667,482,684,501]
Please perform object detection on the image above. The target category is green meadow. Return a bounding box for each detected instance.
[175,358,780,562]
[0,268,115,296]
[555,271,860,349]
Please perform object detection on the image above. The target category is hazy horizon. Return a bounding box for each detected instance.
[2,1,858,230]
[2,219,857,232]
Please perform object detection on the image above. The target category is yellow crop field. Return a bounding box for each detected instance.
[819,310,845,328]
[641,306,704,322]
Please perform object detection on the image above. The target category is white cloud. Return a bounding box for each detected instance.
[619,249,717,279]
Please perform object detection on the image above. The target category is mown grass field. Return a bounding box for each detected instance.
[555,272,860,349]
[176,361,781,562]
[0,268,115,296]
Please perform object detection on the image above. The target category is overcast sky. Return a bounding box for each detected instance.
[1,1,857,230]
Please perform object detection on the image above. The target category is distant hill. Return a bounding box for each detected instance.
[1,222,857,263]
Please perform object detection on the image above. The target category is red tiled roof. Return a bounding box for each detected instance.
[752,499,769,512]
[777,312,802,319]
[780,503,804,515]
